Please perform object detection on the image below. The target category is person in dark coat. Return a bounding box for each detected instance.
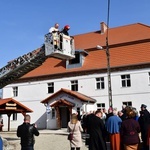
[61,25,70,36]
[138,104,150,150]
[17,114,39,150]
[59,25,71,50]
[106,107,113,121]
[118,111,126,121]
[120,108,141,150]
[85,110,107,150]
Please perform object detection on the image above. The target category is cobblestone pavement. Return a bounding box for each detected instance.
[0,129,89,150]
[0,129,111,150]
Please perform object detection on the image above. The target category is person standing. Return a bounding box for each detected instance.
[17,114,39,150]
[106,107,113,121]
[67,113,83,150]
[138,104,150,150]
[120,108,141,150]
[118,111,126,121]
[0,117,3,131]
[105,108,122,150]
[59,25,71,49]
[49,23,60,49]
[80,111,87,133]
[100,109,107,124]
[49,23,59,33]
[85,110,107,150]
[61,25,70,36]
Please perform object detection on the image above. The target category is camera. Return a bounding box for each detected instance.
[32,123,35,127]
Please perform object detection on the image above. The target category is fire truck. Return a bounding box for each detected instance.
[0,33,75,88]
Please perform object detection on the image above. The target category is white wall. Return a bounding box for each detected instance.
[2,67,150,130]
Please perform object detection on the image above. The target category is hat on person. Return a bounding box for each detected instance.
[64,25,70,30]
[141,104,147,108]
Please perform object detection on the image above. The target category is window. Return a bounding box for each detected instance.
[71,80,78,91]
[123,101,132,107]
[97,103,105,110]
[12,113,17,121]
[66,51,85,69]
[96,77,105,89]
[121,74,131,87]
[51,108,55,119]
[47,82,54,93]
[69,53,80,64]
[13,87,18,97]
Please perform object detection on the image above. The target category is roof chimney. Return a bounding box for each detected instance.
[100,22,108,34]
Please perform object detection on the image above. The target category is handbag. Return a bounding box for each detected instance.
[68,133,73,140]
[68,123,76,141]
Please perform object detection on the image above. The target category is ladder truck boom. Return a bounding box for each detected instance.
[0,46,46,89]
[0,33,75,89]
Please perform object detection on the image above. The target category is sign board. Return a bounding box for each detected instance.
[46,105,51,114]
[5,103,17,110]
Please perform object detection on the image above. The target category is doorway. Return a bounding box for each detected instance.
[59,106,70,128]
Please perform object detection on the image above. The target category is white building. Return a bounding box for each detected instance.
[1,22,150,130]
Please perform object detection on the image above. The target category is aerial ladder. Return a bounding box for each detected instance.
[0,33,75,89]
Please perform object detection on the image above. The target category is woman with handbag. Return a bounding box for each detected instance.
[67,113,83,150]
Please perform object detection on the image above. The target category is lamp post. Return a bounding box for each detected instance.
[96,44,113,108]
[97,0,113,108]
[106,37,113,108]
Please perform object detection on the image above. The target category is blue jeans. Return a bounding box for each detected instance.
[21,145,34,150]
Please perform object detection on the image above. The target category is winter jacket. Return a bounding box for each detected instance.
[17,123,39,146]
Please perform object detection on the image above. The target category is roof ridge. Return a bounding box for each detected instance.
[109,22,150,30]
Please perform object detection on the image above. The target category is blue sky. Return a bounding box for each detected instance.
[0,0,150,68]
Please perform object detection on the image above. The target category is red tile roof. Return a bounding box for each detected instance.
[21,23,150,79]
[0,98,33,114]
[74,23,150,49]
[41,88,96,104]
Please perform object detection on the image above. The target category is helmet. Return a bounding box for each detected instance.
[64,25,70,30]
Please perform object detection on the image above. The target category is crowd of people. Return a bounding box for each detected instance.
[68,104,150,150]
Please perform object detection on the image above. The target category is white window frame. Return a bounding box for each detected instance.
[71,80,78,91]
[47,82,54,93]
[121,74,131,87]
[96,77,105,90]
[13,87,18,97]
[97,103,105,110]
[122,101,132,107]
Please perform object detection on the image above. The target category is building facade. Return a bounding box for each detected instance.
[1,22,150,130]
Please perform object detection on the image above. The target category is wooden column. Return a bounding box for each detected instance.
[7,114,11,131]
[55,107,61,129]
